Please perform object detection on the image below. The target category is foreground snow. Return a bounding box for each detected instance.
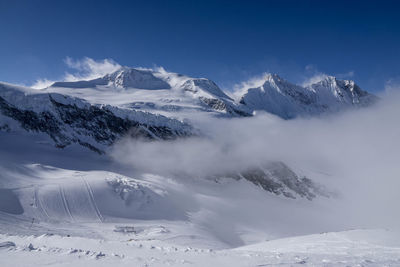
[0,228,399,266]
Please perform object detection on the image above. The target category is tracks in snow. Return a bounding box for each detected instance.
[22,176,106,223]
[82,177,104,223]
[59,186,75,222]
[33,186,50,220]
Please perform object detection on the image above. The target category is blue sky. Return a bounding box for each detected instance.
[1,0,399,92]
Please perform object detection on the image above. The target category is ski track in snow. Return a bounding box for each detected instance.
[59,186,75,222]
[82,177,104,223]
[34,186,50,220]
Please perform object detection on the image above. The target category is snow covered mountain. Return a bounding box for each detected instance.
[239,74,377,119]
[0,67,379,156]
[0,82,193,153]
[47,67,251,119]
[45,68,377,120]
[52,67,172,90]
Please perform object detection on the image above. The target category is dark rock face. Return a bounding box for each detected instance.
[226,162,326,200]
[199,97,252,117]
[0,94,192,154]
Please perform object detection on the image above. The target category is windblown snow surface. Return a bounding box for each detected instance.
[0,72,400,266]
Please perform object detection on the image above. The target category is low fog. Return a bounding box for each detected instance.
[111,89,400,231]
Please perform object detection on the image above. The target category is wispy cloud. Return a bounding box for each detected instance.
[301,65,355,87]
[300,64,328,87]
[301,73,329,87]
[231,72,271,100]
[31,78,57,89]
[63,57,121,81]
[384,76,400,94]
[30,57,121,89]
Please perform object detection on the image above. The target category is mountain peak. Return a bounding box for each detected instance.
[51,67,171,90]
[259,73,304,95]
[239,73,377,119]
[104,67,171,89]
[262,73,283,84]
[310,75,358,90]
[312,75,341,85]
[308,76,369,100]
[46,68,376,120]
[180,78,233,100]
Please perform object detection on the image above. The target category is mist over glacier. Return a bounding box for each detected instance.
[111,88,400,230]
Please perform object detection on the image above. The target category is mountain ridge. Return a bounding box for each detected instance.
[47,67,378,119]
[239,73,377,119]
[0,68,378,153]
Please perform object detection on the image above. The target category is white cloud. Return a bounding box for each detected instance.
[384,76,400,93]
[30,78,56,89]
[301,73,329,87]
[301,66,355,87]
[301,64,327,87]
[63,57,121,81]
[29,57,122,89]
[231,72,271,100]
[111,90,400,230]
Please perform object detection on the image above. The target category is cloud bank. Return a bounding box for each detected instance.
[111,89,400,230]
